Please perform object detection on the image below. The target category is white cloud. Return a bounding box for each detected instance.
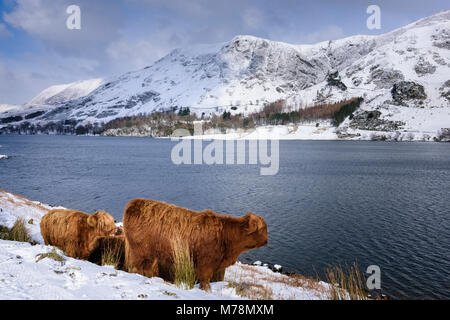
[3,0,124,56]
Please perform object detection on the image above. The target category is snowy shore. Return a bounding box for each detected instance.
[106,121,449,142]
[0,190,332,300]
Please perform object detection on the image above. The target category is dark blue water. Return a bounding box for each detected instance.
[1,135,449,299]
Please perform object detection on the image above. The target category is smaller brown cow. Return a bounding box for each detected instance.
[123,199,268,290]
[40,209,118,259]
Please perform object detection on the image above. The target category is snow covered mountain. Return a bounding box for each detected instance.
[0,104,22,114]
[0,79,104,124]
[27,78,104,106]
[1,10,449,140]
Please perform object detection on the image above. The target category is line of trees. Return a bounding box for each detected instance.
[103,97,363,136]
[0,98,363,136]
[0,120,105,135]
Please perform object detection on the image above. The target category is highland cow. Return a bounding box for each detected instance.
[40,209,119,259]
[123,199,268,290]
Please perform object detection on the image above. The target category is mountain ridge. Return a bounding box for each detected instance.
[1,10,449,140]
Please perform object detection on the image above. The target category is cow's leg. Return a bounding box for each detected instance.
[198,266,214,291]
[200,279,211,291]
[63,240,79,259]
[211,268,225,282]
[142,259,159,278]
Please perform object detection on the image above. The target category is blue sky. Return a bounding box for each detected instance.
[0,0,448,104]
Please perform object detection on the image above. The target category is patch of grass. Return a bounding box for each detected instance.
[0,225,9,239]
[325,262,369,300]
[101,239,123,269]
[0,219,32,243]
[227,281,251,296]
[263,272,327,295]
[227,280,273,300]
[162,291,177,297]
[227,264,330,300]
[36,248,65,263]
[171,236,197,289]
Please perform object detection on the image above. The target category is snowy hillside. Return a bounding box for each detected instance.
[0,104,22,114]
[0,11,449,140]
[0,190,332,300]
[27,78,104,106]
[0,79,104,125]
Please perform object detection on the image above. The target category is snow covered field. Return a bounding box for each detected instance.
[0,190,331,300]
[170,122,442,141]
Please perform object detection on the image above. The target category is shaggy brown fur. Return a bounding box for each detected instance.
[40,209,118,260]
[123,199,268,290]
[88,235,126,270]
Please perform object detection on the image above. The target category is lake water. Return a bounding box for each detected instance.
[0,135,449,299]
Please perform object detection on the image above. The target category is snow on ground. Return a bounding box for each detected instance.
[0,240,234,300]
[0,190,332,300]
[27,79,104,106]
[224,263,330,300]
[187,122,338,140]
[0,104,22,115]
[0,191,58,243]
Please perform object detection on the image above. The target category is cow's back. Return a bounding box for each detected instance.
[123,199,223,278]
[40,209,82,247]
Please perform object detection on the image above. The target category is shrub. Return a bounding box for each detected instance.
[171,236,197,289]
[0,219,32,243]
[325,262,368,300]
[101,239,124,269]
[0,225,9,239]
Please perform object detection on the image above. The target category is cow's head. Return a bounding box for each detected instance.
[243,213,268,249]
[87,211,118,236]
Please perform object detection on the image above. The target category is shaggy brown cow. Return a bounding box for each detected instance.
[40,209,118,259]
[123,199,268,290]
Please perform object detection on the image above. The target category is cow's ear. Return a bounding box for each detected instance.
[87,214,98,228]
[246,213,259,234]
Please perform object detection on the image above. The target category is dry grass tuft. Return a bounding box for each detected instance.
[171,236,197,289]
[9,219,32,243]
[101,239,123,269]
[36,248,65,263]
[227,280,274,300]
[325,262,368,300]
[0,219,32,243]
